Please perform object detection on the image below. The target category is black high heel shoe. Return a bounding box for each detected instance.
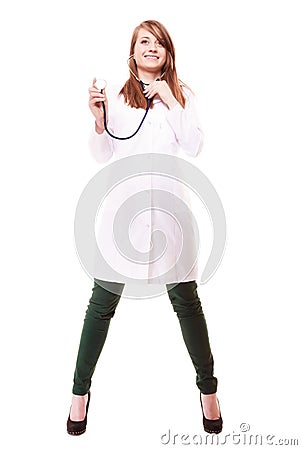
[67,391,91,436]
[200,392,223,434]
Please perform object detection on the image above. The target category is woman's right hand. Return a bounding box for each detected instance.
[88,77,108,134]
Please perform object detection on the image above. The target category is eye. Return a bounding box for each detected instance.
[141,39,149,45]
[157,41,164,47]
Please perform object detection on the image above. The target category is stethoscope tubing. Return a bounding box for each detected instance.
[101,80,152,140]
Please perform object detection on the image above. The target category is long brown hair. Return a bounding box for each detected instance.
[119,20,186,109]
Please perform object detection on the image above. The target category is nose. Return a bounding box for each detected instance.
[148,42,158,51]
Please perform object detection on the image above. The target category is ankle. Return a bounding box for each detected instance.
[200,392,220,420]
[201,392,217,401]
[70,394,88,420]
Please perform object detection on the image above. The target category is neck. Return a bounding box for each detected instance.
[137,69,162,84]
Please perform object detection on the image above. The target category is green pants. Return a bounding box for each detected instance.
[72,279,218,395]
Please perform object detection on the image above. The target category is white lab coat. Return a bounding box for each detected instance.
[89,82,204,285]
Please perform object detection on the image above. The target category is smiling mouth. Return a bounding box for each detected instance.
[144,55,159,59]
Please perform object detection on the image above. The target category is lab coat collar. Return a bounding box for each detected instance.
[151,95,161,104]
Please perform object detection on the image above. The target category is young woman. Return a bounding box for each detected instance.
[67,19,223,436]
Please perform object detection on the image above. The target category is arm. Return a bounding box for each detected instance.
[89,125,114,164]
[88,78,114,164]
[143,81,204,157]
[165,89,204,158]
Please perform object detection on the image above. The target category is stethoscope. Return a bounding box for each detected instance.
[95,78,152,140]
[95,58,165,140]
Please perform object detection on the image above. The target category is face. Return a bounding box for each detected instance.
[133,28,167,77]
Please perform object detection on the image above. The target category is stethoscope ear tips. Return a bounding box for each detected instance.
[95,78,107,92]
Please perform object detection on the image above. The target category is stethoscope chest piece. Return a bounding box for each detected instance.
[95,78,107,92]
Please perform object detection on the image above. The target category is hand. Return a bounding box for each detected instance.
[143,80,179,109]
[88,77,108,133]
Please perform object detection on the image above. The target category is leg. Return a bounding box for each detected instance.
[72,279,125,395]
[165,280,218,395]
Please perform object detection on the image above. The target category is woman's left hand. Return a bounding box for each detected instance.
[143,80,179,110]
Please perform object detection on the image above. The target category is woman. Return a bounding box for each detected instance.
[67,20,223,436]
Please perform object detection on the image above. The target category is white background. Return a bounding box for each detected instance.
[1,0,302,448]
